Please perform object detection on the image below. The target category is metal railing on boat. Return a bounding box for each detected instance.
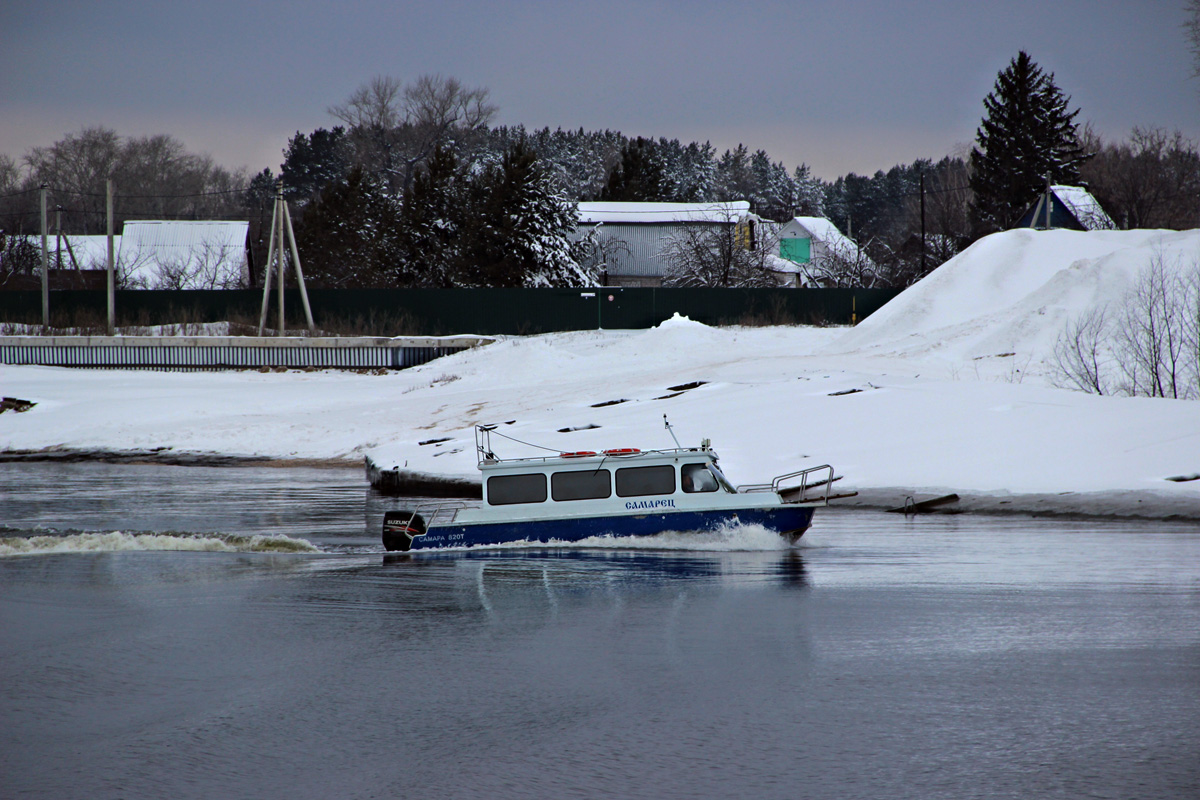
[737,464,835,505]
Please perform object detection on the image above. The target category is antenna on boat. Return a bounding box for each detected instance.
[476,424,498,462]
[663,415,682,448]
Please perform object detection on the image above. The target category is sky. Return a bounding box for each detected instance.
[2,1,1198,181]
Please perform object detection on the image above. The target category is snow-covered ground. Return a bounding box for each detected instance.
[3,228,1199,518]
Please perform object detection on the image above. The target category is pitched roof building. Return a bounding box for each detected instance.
[1017,185,1116,231]
[775,216,875,287]
[119,220,249,289]
[574,201,753,287]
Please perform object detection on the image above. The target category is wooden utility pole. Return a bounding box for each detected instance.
[257,181,315,336]
[106,179,115,335]
[257,184,279,336]
[39,184,48,327]
[281,192,316,335]
[54,206,62,270]
[920,172,926,275]
[1044,176,1053,230]
[276,180,285,337]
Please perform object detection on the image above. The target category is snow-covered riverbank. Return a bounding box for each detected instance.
[3,229,1199,519]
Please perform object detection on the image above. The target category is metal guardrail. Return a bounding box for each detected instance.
[0,335,493,371]
[737,464,836,505]
[414,500,476,526]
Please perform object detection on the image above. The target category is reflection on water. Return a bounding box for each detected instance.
[1,463,1199,799]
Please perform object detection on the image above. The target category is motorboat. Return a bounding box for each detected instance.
[382,421,835,551]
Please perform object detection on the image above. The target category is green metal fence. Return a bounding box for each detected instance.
[0,287,900,335]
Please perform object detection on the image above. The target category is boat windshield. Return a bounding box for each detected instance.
[681,463,721,493]
[707,463,736,493]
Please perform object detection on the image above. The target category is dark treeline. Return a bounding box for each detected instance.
[0,128,250,234]
[4,66,1199,290]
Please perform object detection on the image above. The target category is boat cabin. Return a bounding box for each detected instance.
[480,450,734,510]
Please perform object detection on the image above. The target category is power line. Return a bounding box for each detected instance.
[0,187,41,199]
[33,186,250,200]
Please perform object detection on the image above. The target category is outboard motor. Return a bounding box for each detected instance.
[382,511,427,552]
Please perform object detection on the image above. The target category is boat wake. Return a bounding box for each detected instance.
[575,520,796,551]
[428,520,797,553]
[0,530,319,556]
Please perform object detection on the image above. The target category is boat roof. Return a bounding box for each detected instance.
[479,446,717,471]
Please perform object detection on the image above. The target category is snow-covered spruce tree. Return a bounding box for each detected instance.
[651,138,718,203]
[600,137,667,201]
[792,163,825,217]
[969,51,1089,232]
[458,140,594,288]
[280,127,350,206]
[292,166,402,287]
[394,145,465,287]
[715,144,754,202]
[749,149,798,221]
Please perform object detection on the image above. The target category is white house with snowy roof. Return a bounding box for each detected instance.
[775,216,874,287]
[118,220,249,289]
[573,201,756,287]
[1017,185,1116,231]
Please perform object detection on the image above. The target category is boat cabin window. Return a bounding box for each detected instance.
[487,473,547,505]
[552,469,612,501]
[615,465,675,497]
[681,463,719,493]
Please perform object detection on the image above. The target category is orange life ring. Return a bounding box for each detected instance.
[560,451,598,458]
[602,448,641,456]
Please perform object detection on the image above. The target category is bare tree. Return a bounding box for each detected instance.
[662,215,780,288]
[1116,252,1190,398]
[802,237,880,288]
[1185,262,1200,394]
[1052,305,1112,394]
[328,75,404,130]
[329,74,497,193]
[1081,125,1200,230]
[395,74,497,192]
[1188,1,1200,82]
[0,232,41,286]
[19,128,248,233]
[571,227,631,284]
[0,154,19,192]
[24,127,122,232]
[1054,252,1200,400]
[405,74,496,132]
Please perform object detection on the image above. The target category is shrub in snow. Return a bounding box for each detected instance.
[1054,252,1200,399]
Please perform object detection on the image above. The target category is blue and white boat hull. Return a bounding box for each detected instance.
[407,504,816,550]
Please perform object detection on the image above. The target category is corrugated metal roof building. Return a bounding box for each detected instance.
[574,201,752,287]
[119,220,249,289]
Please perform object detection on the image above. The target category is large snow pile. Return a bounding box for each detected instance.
[829,228,1200,381]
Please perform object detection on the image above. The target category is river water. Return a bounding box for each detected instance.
[1,463,1198,799]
